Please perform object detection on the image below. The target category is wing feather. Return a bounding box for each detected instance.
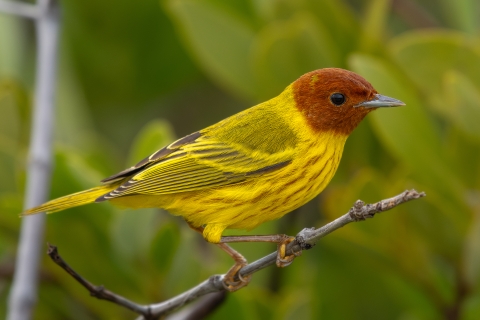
[97,107,299,201]
[101,132,201,183]
[97,137,293,201]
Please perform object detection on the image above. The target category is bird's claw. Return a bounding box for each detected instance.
[276,236,302,268]
[222,262,252,292]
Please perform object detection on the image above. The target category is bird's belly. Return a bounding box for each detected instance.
[166,140,343,232]
[228,147,342,230]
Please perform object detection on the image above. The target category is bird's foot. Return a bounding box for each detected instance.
[276,236,302,268]
[222,260,252,292]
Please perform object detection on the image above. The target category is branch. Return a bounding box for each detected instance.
[0,0,41,19]
[295,188,426,248]
[6,1,60,319]
[46,245,156,319]
[165,292,226,320]
[47,244,226,320]
[47,189,425,319]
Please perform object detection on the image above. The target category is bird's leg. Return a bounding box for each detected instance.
[186,223,252,292]
[220,234,301,268]
[215,243,252,292]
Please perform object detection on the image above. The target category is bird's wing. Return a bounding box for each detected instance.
[98,103,300,201]
[96,131,294,201]
[100,131,203,183]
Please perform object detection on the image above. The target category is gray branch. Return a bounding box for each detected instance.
[0,0,41,19]
[5,1,60,319]
[147,189,426,317]
[238,190,426,277]
[47,190,425,319]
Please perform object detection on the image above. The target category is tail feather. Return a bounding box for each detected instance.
[22,184,120,216]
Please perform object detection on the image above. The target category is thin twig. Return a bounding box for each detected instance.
[6,1,60,319]
[296,189,426,245]
[0,0,40,19]
[237,189,426,278]
[46,245,156,319]
[48,189,425,319]
[135,276,226,320]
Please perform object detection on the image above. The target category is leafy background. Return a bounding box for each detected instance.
[1,0,480,319]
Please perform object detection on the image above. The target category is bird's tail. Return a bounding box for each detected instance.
[21,183,120,216]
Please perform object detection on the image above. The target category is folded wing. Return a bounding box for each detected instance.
[96,132,293,202]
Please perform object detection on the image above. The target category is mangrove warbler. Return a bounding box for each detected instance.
[24,68,405,290]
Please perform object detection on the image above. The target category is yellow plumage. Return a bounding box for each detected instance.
[25,83,346,244]
[25,184,120,214]
[24,68,403,248]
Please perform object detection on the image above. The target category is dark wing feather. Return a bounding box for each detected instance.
[96,137,293,202]
[98,105,299,201]
[101,131,202,183]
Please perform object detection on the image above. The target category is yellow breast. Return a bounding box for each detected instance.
[110,85,349,243]
[162,131,347,243]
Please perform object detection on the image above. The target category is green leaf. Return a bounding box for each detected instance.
[438,0,479,34]
[127,119,175,165]
[252,11,339,99]
[349,54,440,172]
[389,30,480,113]
[358,0,389,52]
[349,53,470,232]
[443,70,480,141]
[165,0,257,98]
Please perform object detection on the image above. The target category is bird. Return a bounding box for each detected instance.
[23,68,405,291]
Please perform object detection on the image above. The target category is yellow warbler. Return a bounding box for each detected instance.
[24,68,405,290]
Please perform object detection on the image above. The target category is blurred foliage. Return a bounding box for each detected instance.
[1,0,480,319]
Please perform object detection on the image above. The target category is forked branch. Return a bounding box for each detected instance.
[47,189,425,320]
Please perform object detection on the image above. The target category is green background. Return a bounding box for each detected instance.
[1,0,480,319]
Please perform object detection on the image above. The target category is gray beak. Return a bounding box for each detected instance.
[355,94,406,108]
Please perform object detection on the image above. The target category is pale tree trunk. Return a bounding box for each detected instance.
[2,0,60,319]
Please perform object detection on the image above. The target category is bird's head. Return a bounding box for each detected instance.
[293,68,405,135]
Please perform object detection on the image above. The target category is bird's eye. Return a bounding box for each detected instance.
[330,93,345,106]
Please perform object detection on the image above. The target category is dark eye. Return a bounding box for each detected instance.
[330,93,345,106]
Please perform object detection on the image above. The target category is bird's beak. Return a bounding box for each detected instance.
[355,94,406,108]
